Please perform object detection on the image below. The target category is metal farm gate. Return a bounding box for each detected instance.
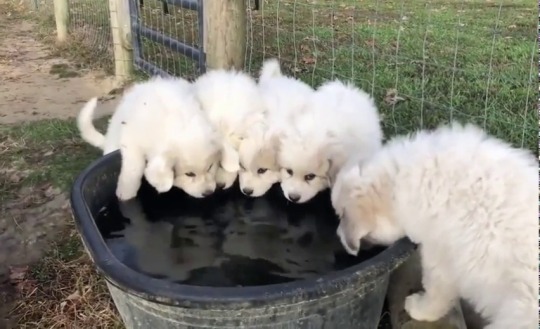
[128,0,206,77]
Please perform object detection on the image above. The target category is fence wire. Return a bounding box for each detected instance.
[19,0,538,152]
[27,0,114,73]
[136,0,200,79]
[245,0,537,152]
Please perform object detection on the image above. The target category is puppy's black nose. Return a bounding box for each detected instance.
[288,193,301,202]
[202,189,214,197]
[242,188,253,196]
[216,182,226,190]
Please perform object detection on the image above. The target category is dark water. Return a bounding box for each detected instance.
[97,180,384,287]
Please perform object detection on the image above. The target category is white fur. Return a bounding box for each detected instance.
[78,76,223,200]
[77,97,107,150]
[279,79,382,203]
[77,97,123,155]
[332,122,538,329]
[194,69,265,190]
[238,58,315,197]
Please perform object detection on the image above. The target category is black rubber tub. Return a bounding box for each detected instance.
[70,151,414,329]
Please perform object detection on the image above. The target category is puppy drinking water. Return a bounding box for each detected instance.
[278,79,383,203]
[238,58,315,197]
[331,122,538,329]
[77,76,233,200]
[194,69,265,190]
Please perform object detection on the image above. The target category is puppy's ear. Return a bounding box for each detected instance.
[321,147,342,181]
[349,177,392,228]
[336,217,365,256]
[325,159,335,185]
[220,142,240,173]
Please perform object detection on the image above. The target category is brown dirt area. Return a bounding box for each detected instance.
[0,3,123,328]
[0,6,118,124]
[0,2,115,267]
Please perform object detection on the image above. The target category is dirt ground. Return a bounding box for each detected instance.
[0,8,123,327]
[0,13,118,124]
[0,5,119,261]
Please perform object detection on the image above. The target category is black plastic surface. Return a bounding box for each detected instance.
[70,151,415,328]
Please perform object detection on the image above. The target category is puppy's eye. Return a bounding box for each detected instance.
[207,164,213,172]
[239,163,246,171]
[286,169,293,175]
[304,173,316,181]
[185,172,196,177]
[257,168,268,174]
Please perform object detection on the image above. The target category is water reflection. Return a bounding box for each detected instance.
[99,182,382,287]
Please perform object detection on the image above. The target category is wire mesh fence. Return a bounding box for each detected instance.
[136,0,200,79]
[244,0,537,152]
[17,0,538,152]
[26,0,114,73]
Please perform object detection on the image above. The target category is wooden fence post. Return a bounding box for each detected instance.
[109,0,134,83]
[53,0,69,43]
[203,0,246,70]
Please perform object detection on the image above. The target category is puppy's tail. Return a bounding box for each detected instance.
[259,58,282,82]
[77,97,106,150]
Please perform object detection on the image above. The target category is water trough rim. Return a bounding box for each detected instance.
[70,150,415,308]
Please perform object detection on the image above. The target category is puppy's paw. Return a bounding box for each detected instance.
[404,293,443,322]
[151,178,174,194]
[116,185,138,201]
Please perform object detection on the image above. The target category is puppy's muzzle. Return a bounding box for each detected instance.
[202,189,214,197]
[288,193,300,202]
[242,188,253,196]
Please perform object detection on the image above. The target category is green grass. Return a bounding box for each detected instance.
[32,0,115,74]
[0,119,122,328]
[30,0,537,152]
[246,0,537,150]
[128,0,537,151]
[0,119,105,202]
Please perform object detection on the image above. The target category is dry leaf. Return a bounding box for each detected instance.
[15,279,37,294]
[301,56,316,65]
[384,89,406,106]
[66,291,81,301]
[43,185,60,198]
[9,266,28,282]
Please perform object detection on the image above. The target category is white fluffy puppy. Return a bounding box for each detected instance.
[331,123,538,329]
[78,76,233,200]
[238,58,315,197]
[278,79,382,203]
[193,69,266,190]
